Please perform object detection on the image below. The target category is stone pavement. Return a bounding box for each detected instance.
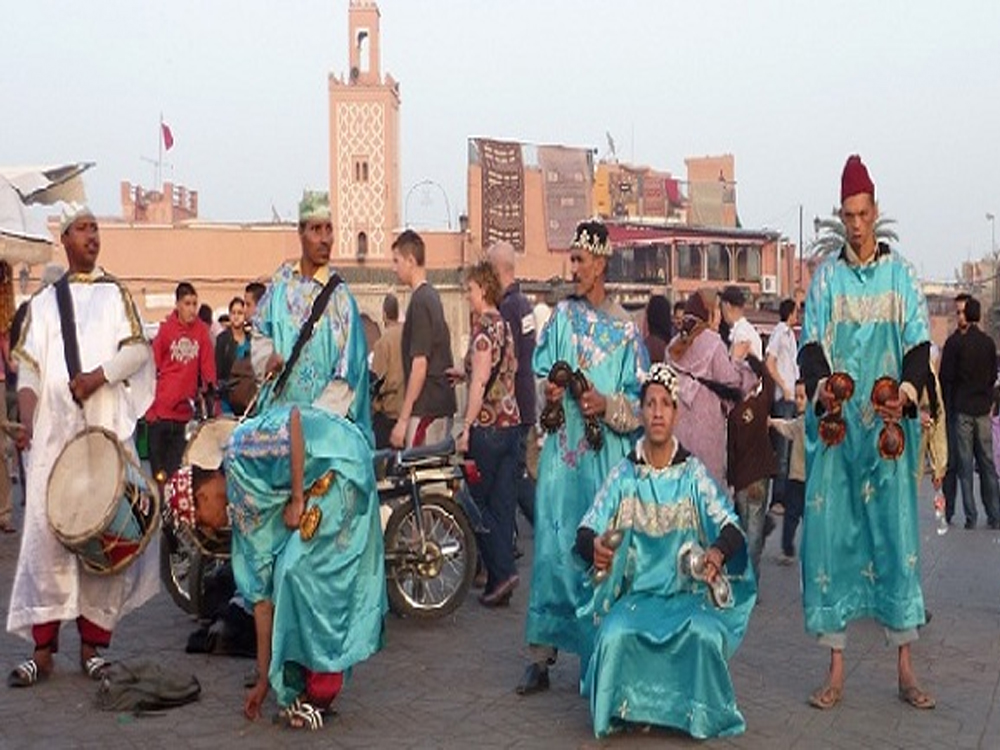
[1,477,998,749]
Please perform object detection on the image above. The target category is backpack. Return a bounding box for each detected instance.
[96,659,201,712]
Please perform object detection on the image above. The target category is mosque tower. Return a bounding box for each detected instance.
[328,0,401,261]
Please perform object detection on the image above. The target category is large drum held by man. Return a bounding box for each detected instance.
[47,427,160,574]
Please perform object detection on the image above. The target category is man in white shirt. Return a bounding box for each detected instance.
[720,286,762,362]
[765,299,800,515]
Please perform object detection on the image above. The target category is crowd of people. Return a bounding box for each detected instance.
[5,153,985,737]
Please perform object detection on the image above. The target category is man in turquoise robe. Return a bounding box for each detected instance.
[166,405,385,730]
[252,191,372,440]
[577,362,755,739]
[517,221,648,695]
[798,155,935,710]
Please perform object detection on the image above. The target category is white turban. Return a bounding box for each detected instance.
[59,202,95,235]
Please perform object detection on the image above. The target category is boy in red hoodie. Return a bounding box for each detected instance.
[146,282,217,480]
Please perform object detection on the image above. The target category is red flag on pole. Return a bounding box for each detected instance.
[161,122,174,151]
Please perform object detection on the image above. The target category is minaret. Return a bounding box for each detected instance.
[329,0,401,261]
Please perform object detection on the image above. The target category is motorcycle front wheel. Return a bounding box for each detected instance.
[383,494,477,619]
[160,528,204,617]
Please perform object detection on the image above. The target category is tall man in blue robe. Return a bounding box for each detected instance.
[516,220,648,695]
[798,155,935,710]
[577,363,755,739]
[251,191,372,439]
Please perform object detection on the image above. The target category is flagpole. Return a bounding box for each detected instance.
[157,113,163,189]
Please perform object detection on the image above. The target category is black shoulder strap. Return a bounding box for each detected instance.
[54,274,83,402]
[272,272,343,397]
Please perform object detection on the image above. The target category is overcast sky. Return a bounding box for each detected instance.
[3,0,998,281]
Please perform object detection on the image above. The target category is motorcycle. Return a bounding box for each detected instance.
[160,433,481,621]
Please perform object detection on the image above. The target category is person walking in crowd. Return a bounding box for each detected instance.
[577,362,755,739]
[667,290,758,486]
[798,154,935,710]
[768,379,808,564]
[938,293,969,524]
[672,300,686,339]
[454,261,521,607]
[370,293,404,449]
[251,192,371,434]
[488,241,537,529]
[145,281,217,481]
[726,354,775,580]
[214,296,251,415]
[939,296,1000,529]
[517,220,647,696]
[243,281,266,325]
[766,298,799,516]
[165,403,385,730]
[6,203,158,687]
[642,294,672,363]
[389,230,456,448]
[720,285,762,361]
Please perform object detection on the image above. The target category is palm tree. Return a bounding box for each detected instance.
[809,214,899,259]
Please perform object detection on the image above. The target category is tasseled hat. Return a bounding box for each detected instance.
[841,155,875,202]
[641,362,680,403]
[571,219,612,257]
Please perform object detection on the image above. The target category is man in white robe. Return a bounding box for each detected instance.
[6,204,158,688]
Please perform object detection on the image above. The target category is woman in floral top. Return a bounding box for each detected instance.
[455,261,521,606]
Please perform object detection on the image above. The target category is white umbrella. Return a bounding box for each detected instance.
[0,162,94,265]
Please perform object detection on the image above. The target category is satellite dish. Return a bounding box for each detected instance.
[350,66,360,81]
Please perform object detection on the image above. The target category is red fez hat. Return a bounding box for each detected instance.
[841,154,875,202]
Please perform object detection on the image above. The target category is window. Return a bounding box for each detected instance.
[706,243,730,281]
[676,244,703,280]
[735,245,761,281]
[353,157,369,183]
[357,232,368,257]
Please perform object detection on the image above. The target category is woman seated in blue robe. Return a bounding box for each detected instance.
[165,404,386,730]
[576,362,757,739]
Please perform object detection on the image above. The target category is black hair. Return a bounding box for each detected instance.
[779,298,796,321]
[175,281,196,301]
[383,293,399,321]
[392,229,426,266]
[965,297,982,323]
[244,282,266,304]
[198,304,213,325]
[646,295,672,340]
[228,296,244,312]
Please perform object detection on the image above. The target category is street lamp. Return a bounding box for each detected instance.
[988,212,997,328]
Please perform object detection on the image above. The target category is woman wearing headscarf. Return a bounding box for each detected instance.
[666,290,757,486]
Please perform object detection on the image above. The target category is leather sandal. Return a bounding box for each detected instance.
[82,655,111,681]
[7,658,47,688]
[807,684,842,710]
[898,684,935,709]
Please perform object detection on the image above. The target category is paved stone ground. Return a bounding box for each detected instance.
[1,476,998,749]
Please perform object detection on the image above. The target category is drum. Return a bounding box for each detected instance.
[47,427,160,575]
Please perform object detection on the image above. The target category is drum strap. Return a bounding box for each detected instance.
[272,273,343,398]
[55,274,83,405]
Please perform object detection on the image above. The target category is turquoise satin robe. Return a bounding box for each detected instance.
[578,446,756,739]
[224,405,386,707]
[256,262,373,442]
[526,298,647,657]
[800,248,930,635]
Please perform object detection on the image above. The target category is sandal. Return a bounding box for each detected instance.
[898,684,936,710]
[82,655,111,681]
[8,658,48,688]
[276,698,325,731]
[808,684,843,710]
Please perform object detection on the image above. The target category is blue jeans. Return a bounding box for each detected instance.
[515,424,535,527]
[770,399,796,509]
[469,425,520,592]
[734,479,769,578]
[943,411,960,521]
[956,413,1000,526]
